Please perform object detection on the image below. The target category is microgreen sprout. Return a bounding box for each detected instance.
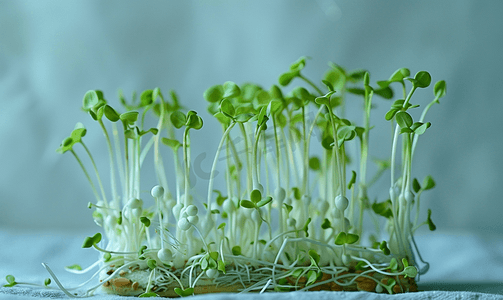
[5,58,445,296]
[3,275,17,287]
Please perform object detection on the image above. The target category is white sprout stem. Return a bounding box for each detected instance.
[154,105,170,197]
[259,279,272,293]
[326,105,344,198]
[301,105,308,194]
[99,120,119,206]
[411,96,439,160]
[228,133,242,197]
[111,122,125,200]
[92,244,137,255]
[206,122,236,215]
[389,124,407,255]
[283,127,300,190]
[42,263,78,298]
[225,132,234,201]
[183,127,191,207]
[173,149,182,204]
[122,122,131,201]
[357,90,372,236]
[238,123,253,194]
[139,135,155,167]
[133,138,141,198]
[70,150,100,202]
[414,190,423,227]
[305,105,324,191]
[390,124,400,188]
[155,195,165,249]
[192,224,210,253]
[409,233,430,275]
[262,135,271,205]
[80,141,108,207]
[252,128,263,188]
[271,115,285,234]
[349,256,405,277]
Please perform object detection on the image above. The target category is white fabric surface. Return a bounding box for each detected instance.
[1,288,503,300]
[1,229,502,299]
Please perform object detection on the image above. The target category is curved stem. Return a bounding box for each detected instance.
[99,120,119,206]
[183,127,190,207]
[298,74,323,96]
[80,141,108,207]
[252,129,263,188]
[411,97,439,160]
[70,150,100,202]
[207,122,236,214]
[239,123,253,194]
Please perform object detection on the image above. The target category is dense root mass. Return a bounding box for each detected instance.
[99,264,418,297]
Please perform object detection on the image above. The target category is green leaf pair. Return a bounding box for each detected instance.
[219,99,235,119]
[337,125,356,148]
[434,80,447,99]
[65,264,83,271]
[400,258,418,278]
[200,252,218,271]
[240,189,273,209]
[395,112,432,135]
[204,81,241,103]
[147,259,157,270]
[427,209,436,231]
[395,111,413,129]
[213,189,228,206]
[372,200,393,219]
[138,245,148,259]
[278,57,308,86]
[321,218,331,229]
[82,232,102,248]
[170,110,203,130]
[140,217,151,227]
[379,241,391,255]
[161,138,181,150]
[266,99,283,116]
[56,123,88,154]
[139,292,159,297]
[292,87,314,104]
[302,218,312,237]
[306,270,321,286]
[377,68,411,88]
[82,90,102,111]
[408,71,432,88]
[309,156,321,171]
[174,287,194,297]
[3,275,17,287]
[231,246,242,256]
[413,175,436,193]
[347,170,357,189]
[308,249,321,269]
[382,278,397,294]
[314,91,336,107]
[103,252,112,262]
[334,232,359,245]
[380,69,430,89]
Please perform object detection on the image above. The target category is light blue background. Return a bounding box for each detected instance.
[0,0,502,238]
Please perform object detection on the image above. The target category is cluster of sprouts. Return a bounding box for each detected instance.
[4,57,446,296]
